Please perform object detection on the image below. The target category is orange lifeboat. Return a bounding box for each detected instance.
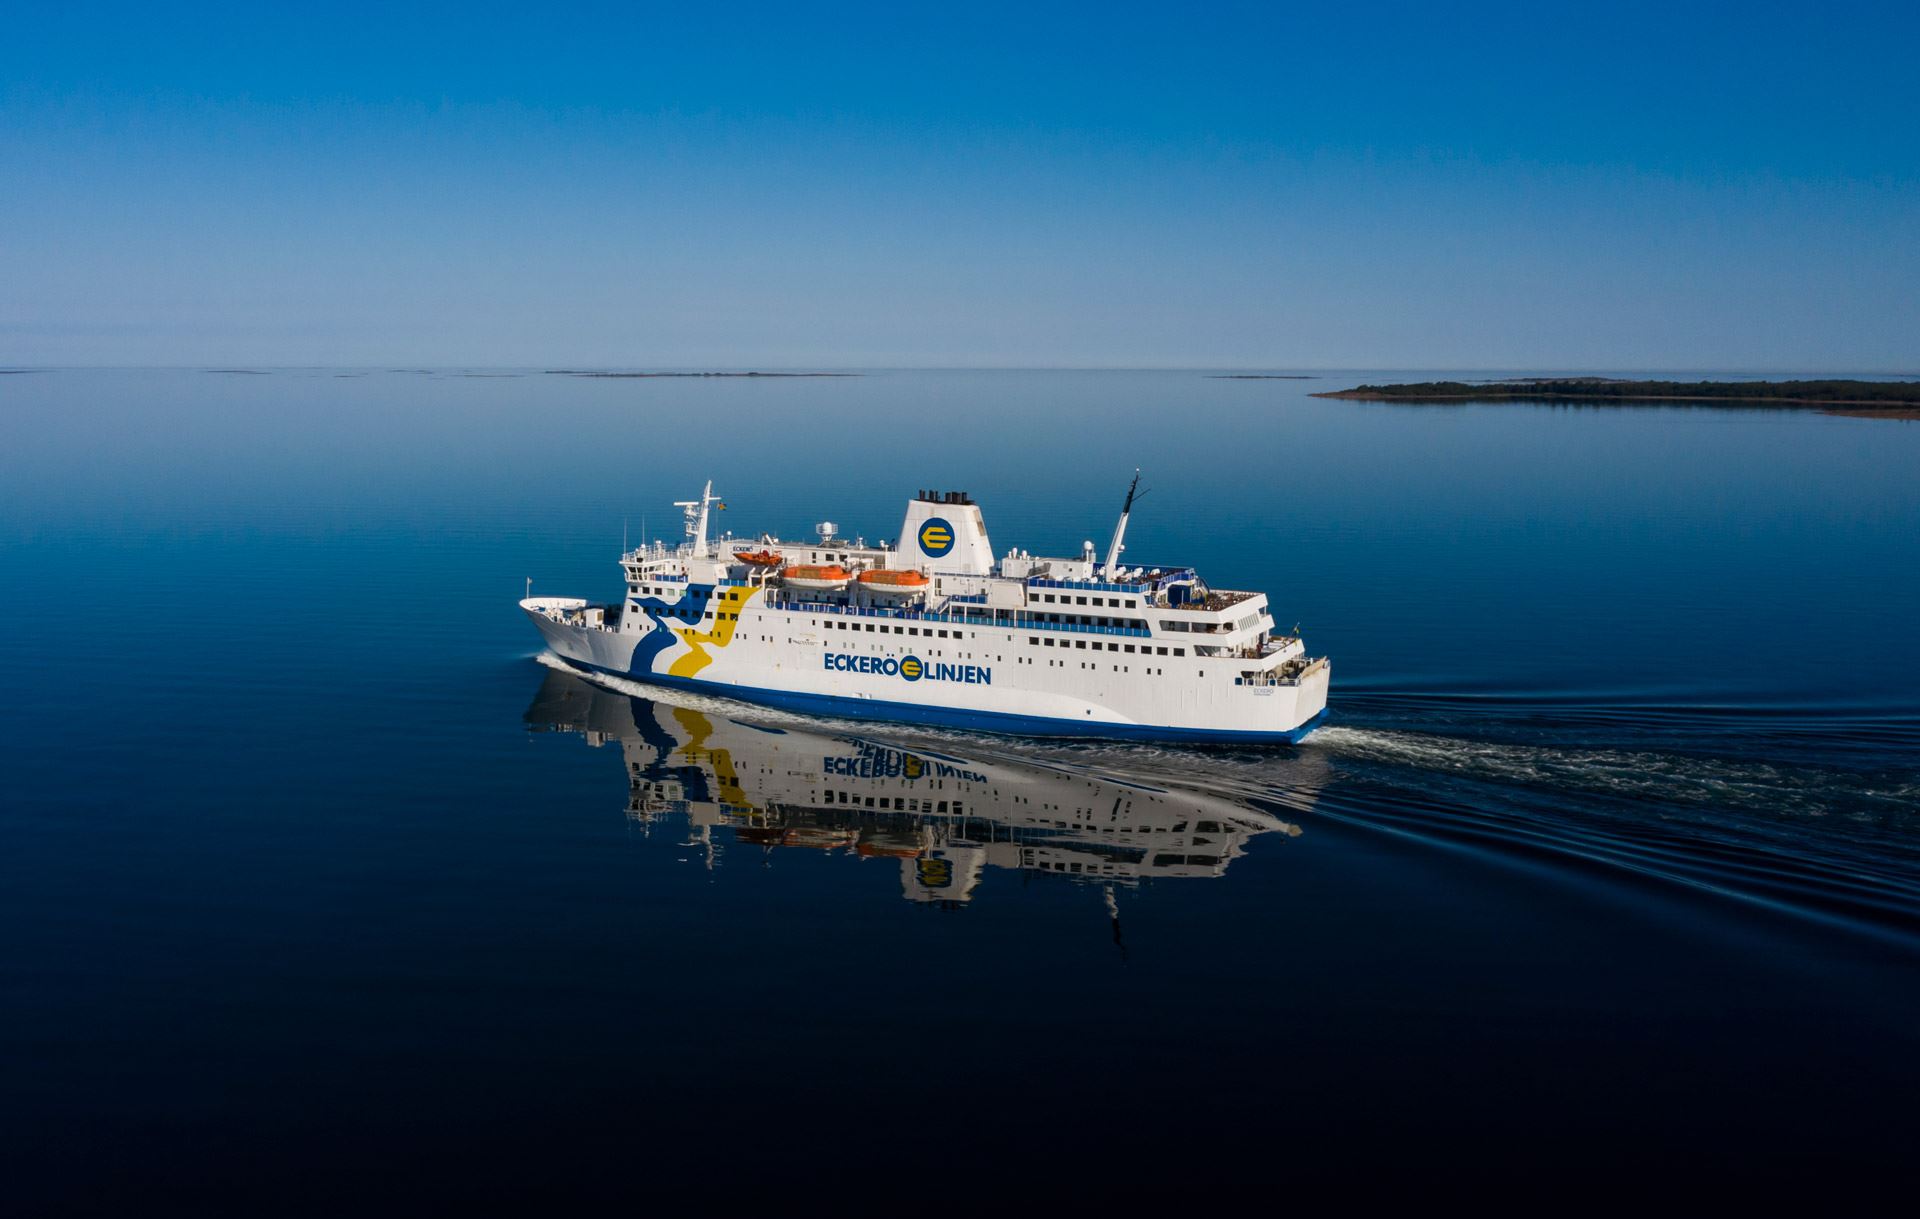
[734,549,782,567]
[858,568,931,598]
[781,564,852,591]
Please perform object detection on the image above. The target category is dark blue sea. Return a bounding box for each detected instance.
[5,368,1918,1206]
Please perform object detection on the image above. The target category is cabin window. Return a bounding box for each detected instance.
[1156,647,1168,655]
[1029,637,1039,645]
[1124,645,1135,653]
[1076,596,1088,605]
[1174,648,1185,656]
[1075,640,1086,649]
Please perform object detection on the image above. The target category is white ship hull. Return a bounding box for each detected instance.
[524,597,1328,743]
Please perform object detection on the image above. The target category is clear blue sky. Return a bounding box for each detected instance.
[4,1,1915,369]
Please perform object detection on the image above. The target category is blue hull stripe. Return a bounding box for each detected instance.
[561,660,1328,744]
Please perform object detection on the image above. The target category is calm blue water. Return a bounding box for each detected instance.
[4,368,1918,1205]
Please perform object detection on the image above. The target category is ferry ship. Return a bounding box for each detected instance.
[524,667,1307,907]
[521,476,1330,743]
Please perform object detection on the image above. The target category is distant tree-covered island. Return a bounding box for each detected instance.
[1312,378,1920,419]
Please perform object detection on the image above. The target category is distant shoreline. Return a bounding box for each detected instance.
[1312,378,1920,420]
[545,370,860,379]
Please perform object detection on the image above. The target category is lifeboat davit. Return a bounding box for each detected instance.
[781,564,852,591]
[858,568,931,598]
[734,549,782,567]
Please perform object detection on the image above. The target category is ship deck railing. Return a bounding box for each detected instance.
[1237,656,1328,687]
[771,596,1152,638]
[1025,569,1196,595]
[1169,589,1259,613]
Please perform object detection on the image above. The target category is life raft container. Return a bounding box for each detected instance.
[781,564,853,591]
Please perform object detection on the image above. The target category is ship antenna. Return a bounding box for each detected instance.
[673,479,719,557]
[1102,469,1147,580]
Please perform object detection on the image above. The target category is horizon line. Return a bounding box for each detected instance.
[6,364,1919,376]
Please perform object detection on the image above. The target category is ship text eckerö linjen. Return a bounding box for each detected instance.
[522,477,1330,742]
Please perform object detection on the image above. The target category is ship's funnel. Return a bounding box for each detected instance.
[898,490,993,574]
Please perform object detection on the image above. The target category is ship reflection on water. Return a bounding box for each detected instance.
[524,667,1303,908]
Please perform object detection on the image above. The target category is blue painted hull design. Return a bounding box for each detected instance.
[560,658,1328,745]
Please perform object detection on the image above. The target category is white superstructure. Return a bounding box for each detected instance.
[522,478,1330,743]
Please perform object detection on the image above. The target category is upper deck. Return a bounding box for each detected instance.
[608,479,1289,662]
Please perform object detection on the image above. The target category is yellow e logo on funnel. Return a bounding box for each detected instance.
[918,517,954,557]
